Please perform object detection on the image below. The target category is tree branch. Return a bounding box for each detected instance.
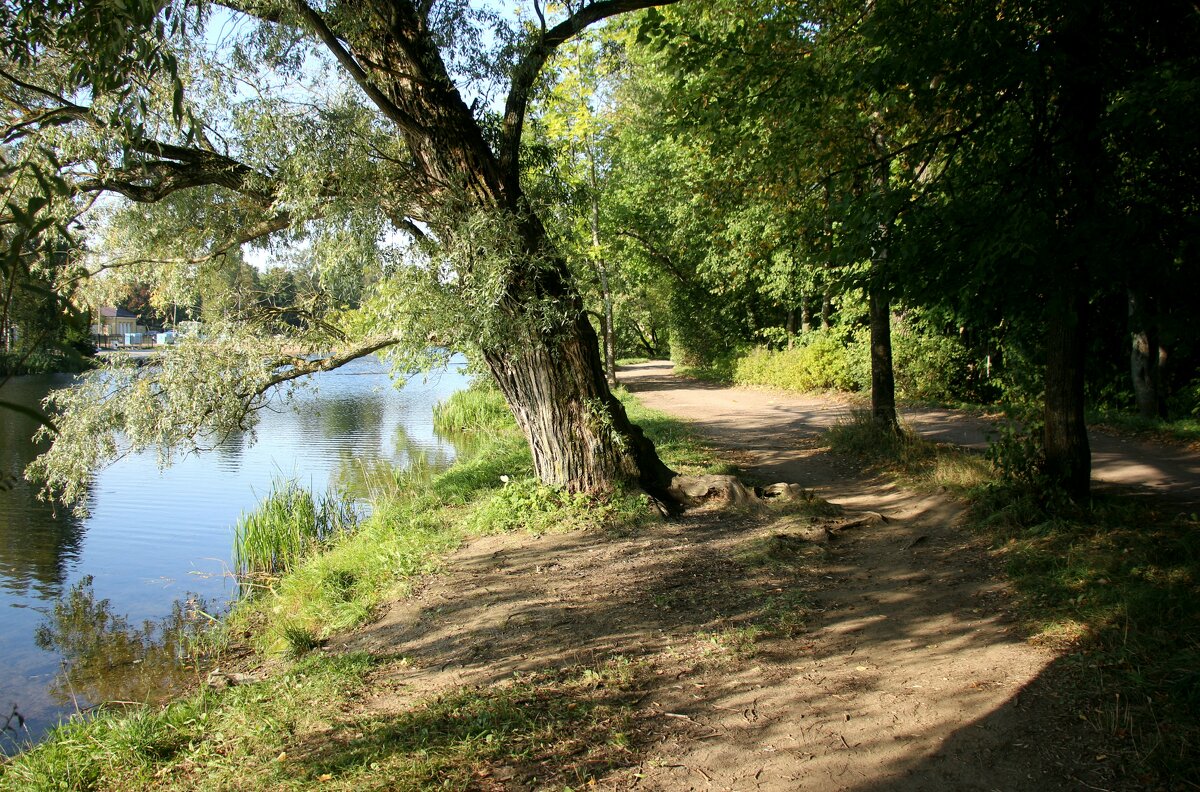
[257,336,402,396]
[290,0,428,138]
[68,213,292,284]
[499,0,684,189]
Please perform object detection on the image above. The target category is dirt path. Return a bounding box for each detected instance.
[335,363,1141,791]
[623,361,1200,507]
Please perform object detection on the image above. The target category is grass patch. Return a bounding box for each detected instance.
[967,488,1200,783]
[233,481,359,578]
[430,382,515,433]
[826,408,992,494]
[0,653,647,791]
[1087,408,1200,447]
[0,652,377,792]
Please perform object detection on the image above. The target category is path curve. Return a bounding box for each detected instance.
[622,360,1200,507]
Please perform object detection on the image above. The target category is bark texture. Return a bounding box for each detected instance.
[868,284,898,430]
[484,310,673,497]
[1043,284,1091,498]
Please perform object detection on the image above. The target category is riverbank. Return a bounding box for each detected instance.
[2,373,1196,789]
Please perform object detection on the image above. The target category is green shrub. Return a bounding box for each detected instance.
[732,330,859,392]
[890,322,971,402]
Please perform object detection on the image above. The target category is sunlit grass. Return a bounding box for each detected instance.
[825,408,992,493]
[0,653,647,791]
[232,481,359,578]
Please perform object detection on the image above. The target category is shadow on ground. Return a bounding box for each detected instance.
[310,361,1185,791]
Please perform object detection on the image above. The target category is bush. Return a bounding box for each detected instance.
[890,322,971,403]
[732,330,859,392]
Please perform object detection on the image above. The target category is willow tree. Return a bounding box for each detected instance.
[3,0,682,504]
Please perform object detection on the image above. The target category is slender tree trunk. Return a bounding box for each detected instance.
[596,262,618,388]
[1043,282,1091,498]
[821,290,833,329]
[786,307,796,349]
[869,282,898,429]
[1129,289,1166,419]
[801,293,814,333]
[588,138,617,388]
[866,152,898,431]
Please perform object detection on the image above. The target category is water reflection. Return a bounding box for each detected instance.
[0,375,85,600]
[33,576,215,713]
[0,356,471,745]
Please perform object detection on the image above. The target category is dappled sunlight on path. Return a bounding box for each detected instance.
[612,361,1123,790]
[327,361,1129,791]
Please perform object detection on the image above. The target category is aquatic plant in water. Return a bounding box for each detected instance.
[233,481,359,579]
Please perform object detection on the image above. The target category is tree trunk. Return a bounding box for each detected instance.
[589,138,618,388]
[316,1,678,499]
[596,263,618,388]
[801,293,815,334]
[483,308,674,498]
[786,307,796,349]
[1039,0,1101,499]
[1129,289,1166,419]
[1043,283,1091,499]
[821,290,833,329]
[869,282,898,430]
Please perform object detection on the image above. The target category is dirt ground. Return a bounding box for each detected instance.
[334,362,1184,791]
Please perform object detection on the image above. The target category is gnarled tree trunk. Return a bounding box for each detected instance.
[333,0,679,499]
[484,308,674,497]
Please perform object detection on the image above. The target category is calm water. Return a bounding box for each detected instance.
[0,355,469,747]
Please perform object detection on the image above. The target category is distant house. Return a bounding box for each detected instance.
[92,307,146,347]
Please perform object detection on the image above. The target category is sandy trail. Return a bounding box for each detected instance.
[336,362,1145,791]
[612,361,1127,791]
[622,360,1200,507]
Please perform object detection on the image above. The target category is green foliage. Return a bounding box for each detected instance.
[984,409,1049,493]
[467,477,649,537]
[694,315,977,403]
[233,481,359,578]
[734,331,857,392]
[887,321,973,403]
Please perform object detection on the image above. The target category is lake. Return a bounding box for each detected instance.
[0,355,470,748]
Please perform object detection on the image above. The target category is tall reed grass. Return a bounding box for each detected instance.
[232,481,358,578]
[431,383,514,433]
